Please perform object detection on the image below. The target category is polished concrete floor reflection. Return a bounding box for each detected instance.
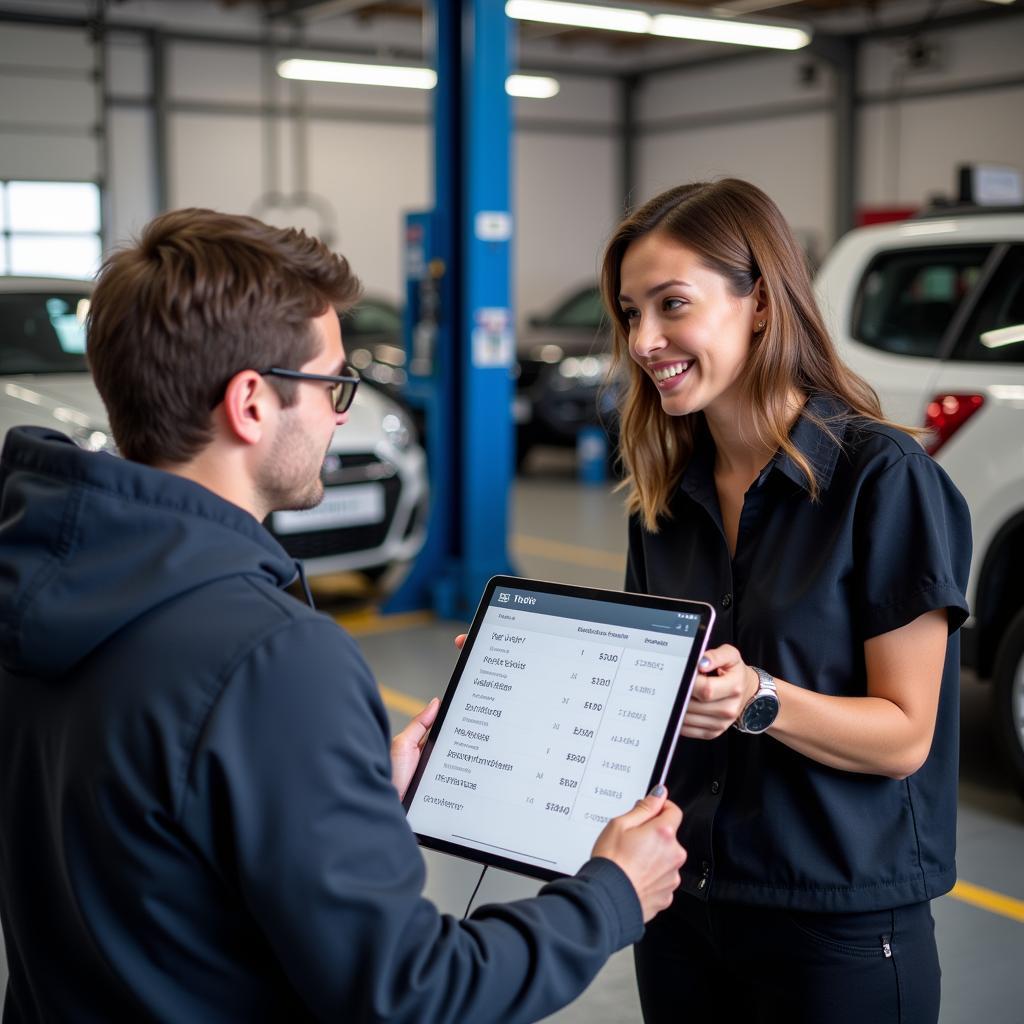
[354,457,1024,1024]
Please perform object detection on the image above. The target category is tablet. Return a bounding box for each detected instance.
[403,575,715,881]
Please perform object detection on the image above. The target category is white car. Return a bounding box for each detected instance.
[815,206,1024,797]
[0,277,428,581]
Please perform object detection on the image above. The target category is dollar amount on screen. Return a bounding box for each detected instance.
[629,684,656,696]
[591,677,611,688]
[610,734,640,748]
[546,802,571,816]
[559,777,578,788]
[583,701,603,711]
[573,726,595,738]
[601,760,631,773]
[618,709,647,721]
[566,752,587,764]
[594,786,623,799]
[599,653,619,663]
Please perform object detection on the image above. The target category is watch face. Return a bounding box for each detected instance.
[743,695,779,733]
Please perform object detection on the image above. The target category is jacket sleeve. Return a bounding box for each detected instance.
[181,615,643,1023]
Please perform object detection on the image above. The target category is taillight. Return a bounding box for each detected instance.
[923,393,985,455]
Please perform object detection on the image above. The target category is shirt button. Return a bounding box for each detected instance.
[721,593,733,609]
[710,781,720,794]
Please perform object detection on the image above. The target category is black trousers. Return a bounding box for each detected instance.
[635,894,940,1024]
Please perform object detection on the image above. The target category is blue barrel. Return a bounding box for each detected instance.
[577,426,608,485]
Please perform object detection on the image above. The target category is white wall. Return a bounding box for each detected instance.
[634,12,1024,250]
[3,6,1023,307]
[857,18,1024,208]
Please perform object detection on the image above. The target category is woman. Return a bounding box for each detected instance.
[602,179,971,1023]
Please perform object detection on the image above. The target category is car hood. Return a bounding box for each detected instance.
[1,372,410,458]
[328,383,406,454]
[1,372,110,428]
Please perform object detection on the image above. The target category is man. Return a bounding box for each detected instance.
[0,209,685,1022]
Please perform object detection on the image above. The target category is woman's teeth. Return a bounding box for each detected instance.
[653,361,691,382]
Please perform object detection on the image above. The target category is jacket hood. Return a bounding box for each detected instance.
[0,426,299,678]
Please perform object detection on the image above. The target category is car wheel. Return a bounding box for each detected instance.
[992,606,1024,800]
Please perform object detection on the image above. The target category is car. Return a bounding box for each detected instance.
[513,283,618,468]
[814,202,1024,797]
[342,296,408,398]
[0,277,428,583]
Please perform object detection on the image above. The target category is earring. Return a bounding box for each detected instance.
[756,320,767,332]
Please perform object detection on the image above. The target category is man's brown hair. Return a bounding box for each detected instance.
[87,208,361,465]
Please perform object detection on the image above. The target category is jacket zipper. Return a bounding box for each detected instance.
[881,934,892,958]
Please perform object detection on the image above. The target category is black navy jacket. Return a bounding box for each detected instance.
[0,427,642,1023]
[626,398,971,912]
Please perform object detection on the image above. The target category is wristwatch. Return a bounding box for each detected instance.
[733,667,779,734]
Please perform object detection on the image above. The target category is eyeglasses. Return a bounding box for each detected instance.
[259,366,361,414]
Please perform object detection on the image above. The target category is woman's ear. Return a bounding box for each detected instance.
[220,370,269,445]
[754,278,770,318]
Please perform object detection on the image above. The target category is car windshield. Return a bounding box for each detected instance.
[0,291,91,374]
[546,288,604,329]
[344,300,402,337]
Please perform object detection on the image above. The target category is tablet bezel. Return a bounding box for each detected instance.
[401,574,715,881]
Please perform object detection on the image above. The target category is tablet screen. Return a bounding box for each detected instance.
[404,576,714,880]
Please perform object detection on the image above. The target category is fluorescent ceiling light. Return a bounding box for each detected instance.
[506,0,811,51]
[279,59,561,99]
[505,0,651,33]
[277,58,437,90]
[506,74,561,98]
[651,13,810,50]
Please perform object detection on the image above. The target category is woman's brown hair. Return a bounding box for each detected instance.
[601,178,909,532]
[87,208,361,466]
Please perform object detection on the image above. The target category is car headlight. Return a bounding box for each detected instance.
[382,411,413,450]
[558,353,612,380]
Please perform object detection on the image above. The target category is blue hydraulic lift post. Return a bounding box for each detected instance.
[459,0,516,610]
[384,0,515,618]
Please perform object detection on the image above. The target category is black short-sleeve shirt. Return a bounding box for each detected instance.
[625,396,971,912]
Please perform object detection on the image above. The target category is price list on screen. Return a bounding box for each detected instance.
[406,586,703,875]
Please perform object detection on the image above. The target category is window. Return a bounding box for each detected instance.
[952,245,1024,364]
[0,181,102,279]
[0,289,91,374]
[852,247,990,358]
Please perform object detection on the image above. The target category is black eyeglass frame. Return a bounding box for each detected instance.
[258,366,361,414]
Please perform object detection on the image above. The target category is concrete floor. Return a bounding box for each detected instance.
[2,458,1021,1020]
[357,459,1024,1024]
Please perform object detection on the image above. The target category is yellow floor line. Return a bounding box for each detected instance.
[334,609,435,636]
[513,534,625,573]
[949,880,1024,924]
[379,684,429,718]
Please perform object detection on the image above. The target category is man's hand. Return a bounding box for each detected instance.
[591,788,685,923]
[390,697,440,801]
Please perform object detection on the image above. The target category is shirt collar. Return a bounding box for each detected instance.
[680,393,849,500]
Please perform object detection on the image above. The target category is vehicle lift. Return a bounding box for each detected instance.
[385,0,517,619]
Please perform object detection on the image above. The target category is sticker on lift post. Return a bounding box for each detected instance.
[472,307,513,368]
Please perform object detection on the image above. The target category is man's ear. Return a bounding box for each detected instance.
[221,370,270,445]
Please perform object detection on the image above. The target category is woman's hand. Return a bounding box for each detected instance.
[390,697,440,801]
[681,644,759,739]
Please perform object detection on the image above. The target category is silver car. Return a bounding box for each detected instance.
[0,277,428,581]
